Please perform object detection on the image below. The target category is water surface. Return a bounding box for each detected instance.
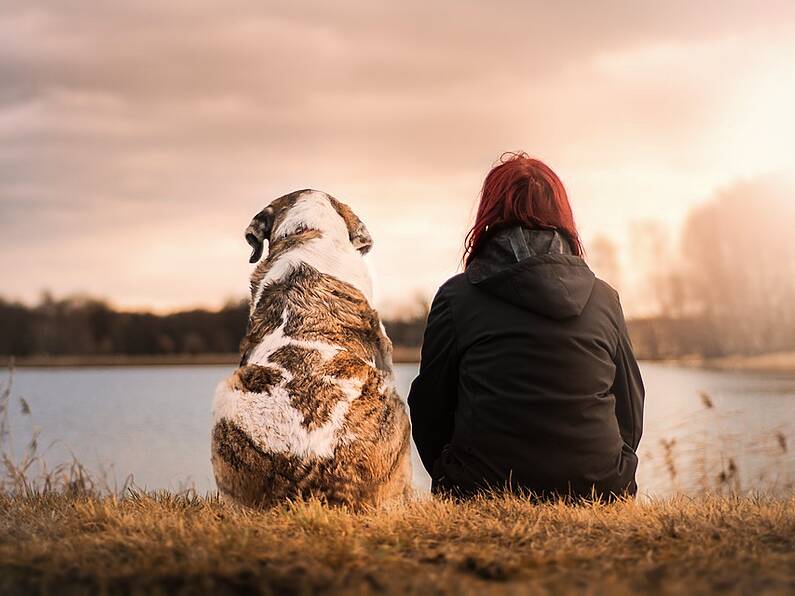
[4,363,794,497]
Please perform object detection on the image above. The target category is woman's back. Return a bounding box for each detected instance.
[407,153,644,500]
[409,227,642,498]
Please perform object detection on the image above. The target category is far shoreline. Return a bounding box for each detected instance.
[656,350,795,376]
[7,347,423,369]
[7,349,795,375]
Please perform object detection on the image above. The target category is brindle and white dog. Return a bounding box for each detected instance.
[211,189,412,509]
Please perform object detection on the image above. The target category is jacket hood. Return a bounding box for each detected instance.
[466,226,595,319]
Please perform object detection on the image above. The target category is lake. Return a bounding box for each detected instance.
[3,363,794,498]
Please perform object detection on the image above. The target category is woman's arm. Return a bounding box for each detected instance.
[407,289,460,473]
[611,303,645,451]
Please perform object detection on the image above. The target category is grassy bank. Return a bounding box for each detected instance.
[11,350,795,373]
[671,351,795,375]
[1,492,793,595]
[10,347,423,368]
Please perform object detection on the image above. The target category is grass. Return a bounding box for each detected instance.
[0,491,793,595]
[1,364,794,595]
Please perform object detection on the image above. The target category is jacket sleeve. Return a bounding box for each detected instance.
[611,300,645,451]
[407,288,460,474]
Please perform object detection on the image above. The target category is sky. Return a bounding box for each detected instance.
[1,1,794,316]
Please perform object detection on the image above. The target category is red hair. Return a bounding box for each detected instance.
[464,152,583,266]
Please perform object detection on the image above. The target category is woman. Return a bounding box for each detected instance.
[407,153,644,501]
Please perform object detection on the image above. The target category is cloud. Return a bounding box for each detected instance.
[1,1,794,312]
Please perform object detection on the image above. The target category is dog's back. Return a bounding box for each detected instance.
[212,190,411,508]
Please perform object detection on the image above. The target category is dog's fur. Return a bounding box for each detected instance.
[211,189,412,509]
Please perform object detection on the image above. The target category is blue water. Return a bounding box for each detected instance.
[3,363,794,497]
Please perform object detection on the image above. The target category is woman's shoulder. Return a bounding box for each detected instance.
[433,273,473,304]
[424,274,470,320]
[438,272,468,292]
[592,277,621,305]
[590,277,629,331]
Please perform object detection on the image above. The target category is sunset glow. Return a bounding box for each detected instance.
[1,2,794,315]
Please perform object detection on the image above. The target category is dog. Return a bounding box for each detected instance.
[211,189,412,509]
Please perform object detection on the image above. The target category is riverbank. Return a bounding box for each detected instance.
[668,351,795,375]
[0,492,793,595]
[9,346,423,368]
[9,349,795,377]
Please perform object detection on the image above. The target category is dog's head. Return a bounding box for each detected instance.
[245,190,373,263]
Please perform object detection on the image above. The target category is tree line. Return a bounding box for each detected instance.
[602,179,795,359]
[0,293,429,358]
[2,179,792,361]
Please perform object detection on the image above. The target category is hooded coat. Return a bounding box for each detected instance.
[407,226,644,500]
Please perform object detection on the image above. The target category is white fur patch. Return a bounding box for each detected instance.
[273,190,349,242]
[212,307,373,459]
[212,382,360,459]
[248,309,341,365]
[212,359,370,459]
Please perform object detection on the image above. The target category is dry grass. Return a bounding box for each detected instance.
[2,365,794,595]
[0,491,793,595]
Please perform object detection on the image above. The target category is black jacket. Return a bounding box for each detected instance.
[407,226,644,500]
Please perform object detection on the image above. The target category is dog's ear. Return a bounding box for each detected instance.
[330,198,373,255]
[245,206,274,263]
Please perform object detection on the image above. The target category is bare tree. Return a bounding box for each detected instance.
[629,220,687,318]
[681,178,795,354]
[588,235,623,293]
